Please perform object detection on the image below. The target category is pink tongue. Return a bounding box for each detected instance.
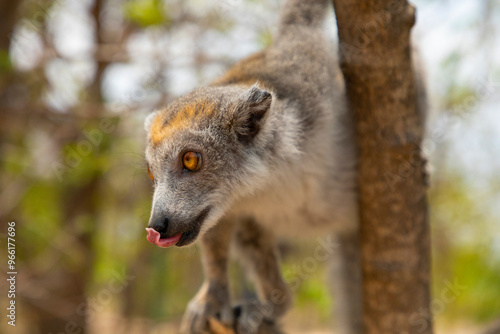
[145,228,182,248]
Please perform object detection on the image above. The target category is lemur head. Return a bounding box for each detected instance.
[144,84,274,247]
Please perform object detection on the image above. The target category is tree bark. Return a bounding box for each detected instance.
[331,1,433,334]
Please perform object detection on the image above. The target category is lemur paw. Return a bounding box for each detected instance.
[233,301,283,334]
[180,283,233,334]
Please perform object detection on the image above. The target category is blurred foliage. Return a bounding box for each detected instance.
[292,269,332,323]
[0,50,12,73]
[124,0,168,27]
[431,175,500,324]
[443,84,476,112]
[257,29,273,48]
[0,0,499,333]
[449,248,500,321]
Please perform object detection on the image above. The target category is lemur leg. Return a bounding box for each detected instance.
[232,218,292,334]
[181,219,234,334]
[330,229,363,334]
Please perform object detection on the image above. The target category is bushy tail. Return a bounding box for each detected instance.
[278,0,330,29]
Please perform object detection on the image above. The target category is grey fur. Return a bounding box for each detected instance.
[144,0,363,333]
[143,110,158,132]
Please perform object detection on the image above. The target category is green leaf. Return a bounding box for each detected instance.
[123,0,168,27]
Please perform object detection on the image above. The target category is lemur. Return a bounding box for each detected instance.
[144,0,363,333]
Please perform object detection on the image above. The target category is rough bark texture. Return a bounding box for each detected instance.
[331,1,433,334]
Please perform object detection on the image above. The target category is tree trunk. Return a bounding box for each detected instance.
[331,1,433,334]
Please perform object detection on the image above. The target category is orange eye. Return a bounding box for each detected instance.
[182,151,202,172]
[147,166,154,181]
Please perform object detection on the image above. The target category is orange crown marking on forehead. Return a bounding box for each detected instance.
[149,100,217,145]
[150,113,167,145]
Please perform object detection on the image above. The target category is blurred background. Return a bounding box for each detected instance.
[0,0,499,333]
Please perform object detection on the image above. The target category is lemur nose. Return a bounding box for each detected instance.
[148,216,169,235]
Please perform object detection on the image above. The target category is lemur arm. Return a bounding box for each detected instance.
[181,219,234,333]
[233,219,292,324]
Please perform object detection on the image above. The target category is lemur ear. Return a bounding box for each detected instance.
[144,111,159,132]
[233,85,272,142]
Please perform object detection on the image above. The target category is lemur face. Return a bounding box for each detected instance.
[144,85,272,247]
